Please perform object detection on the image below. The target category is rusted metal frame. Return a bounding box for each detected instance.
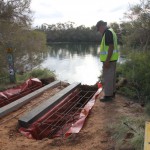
[0,84,60,123]
[38,93,82,136]
[50,90,96,137]
[37,89,82,125]
[45,90,95,138]
[37,91,85,136]
[41,113,77,138]
[38,90,95,127]
[0,84,41,107]
[43,91,85,125]
[74,92,95,109]
[55,90,96,137]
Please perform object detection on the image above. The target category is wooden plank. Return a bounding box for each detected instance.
[144,122,150,150]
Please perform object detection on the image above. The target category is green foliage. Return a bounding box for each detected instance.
[14,30,47,71]
[0,0,47,74]
[0,78,10,91]
[109,116,145,150]
[122,0,150,49]
[110,22,123,45]
[16,68,56,84]
[117,51,150,103]
[0,70,9,86]
[0,0,32,26]
[36,22,101,43]
[16,73,29,84]
[130,130,144,150]
[0,68,56,91]
[118,86,137,99]
[145,103,150,116]
[29,68,55,79]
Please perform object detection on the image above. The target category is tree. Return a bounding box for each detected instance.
[14,30,47,72]
[110,22,123,45]
[38,22,101,43]
[0,0,47,77]
[0,0,32,47]
[123,0,150,49]
[0,0,32,26]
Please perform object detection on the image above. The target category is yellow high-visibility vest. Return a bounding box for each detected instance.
[100,28,119,61]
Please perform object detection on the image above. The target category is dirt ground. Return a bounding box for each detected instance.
[0,87,144,150]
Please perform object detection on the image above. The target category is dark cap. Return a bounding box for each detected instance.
[96,20,107,29]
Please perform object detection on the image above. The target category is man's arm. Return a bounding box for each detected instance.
[104,30,114,68]
[106,44,114,62]
[104,44,114,68]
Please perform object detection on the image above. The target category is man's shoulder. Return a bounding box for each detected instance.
[104,28,114,45]
[105,28,113,34]
[104,28,113,37]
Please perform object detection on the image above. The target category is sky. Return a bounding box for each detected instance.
[30,0,140,27]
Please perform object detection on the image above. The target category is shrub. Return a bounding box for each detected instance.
[117,51,150,103]
[16,68,56,84]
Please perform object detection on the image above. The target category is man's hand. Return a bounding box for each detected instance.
[104,60,110,68]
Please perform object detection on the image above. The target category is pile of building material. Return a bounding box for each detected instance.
[0,79,102,140]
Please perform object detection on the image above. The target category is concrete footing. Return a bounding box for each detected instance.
[0,81,61,118]
[18,82,81,128]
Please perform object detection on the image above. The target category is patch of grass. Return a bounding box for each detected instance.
[130,128,144,150]
[0,84,6,91]
[16,68,56,84]
[118,86,137,99]
[108,116,145,150]
[0,75,13,91]
[30,68,55,79]
[116,51,150,103]
[0,68,56,91]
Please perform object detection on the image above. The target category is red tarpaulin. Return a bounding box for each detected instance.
[0,78,42,107]
[19,84,102,140]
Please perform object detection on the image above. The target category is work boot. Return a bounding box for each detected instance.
[112,92,116,99]
[100,96,113,102]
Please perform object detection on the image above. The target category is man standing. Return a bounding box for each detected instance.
[96,20,119,102]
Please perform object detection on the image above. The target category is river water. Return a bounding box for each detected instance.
[41,43,102,85]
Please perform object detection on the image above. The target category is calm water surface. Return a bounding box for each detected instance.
[41,43,102,85]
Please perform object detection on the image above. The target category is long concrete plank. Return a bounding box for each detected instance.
[0,81,61,118]
[18,82,81,128]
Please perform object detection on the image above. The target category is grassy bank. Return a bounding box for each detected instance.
[16,68,56,84]
[0,68,56,91]
[108,115,145,150]
[117,50,150,104]
[107,104,150,150]
[111,48,150,149]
